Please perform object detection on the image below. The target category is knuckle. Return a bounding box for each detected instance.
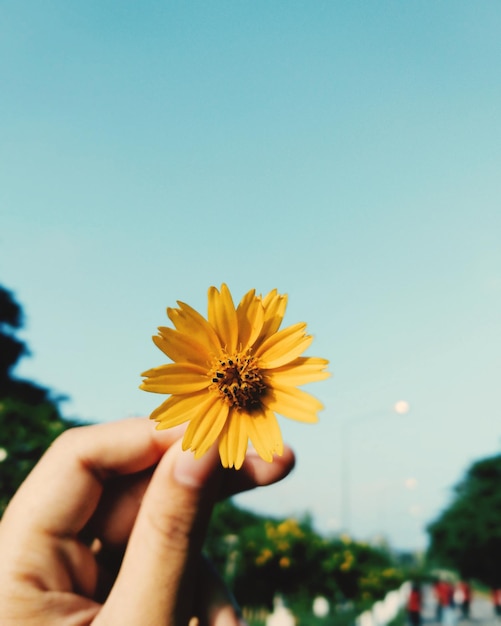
[144,503,196,553]
[50,426,81,449]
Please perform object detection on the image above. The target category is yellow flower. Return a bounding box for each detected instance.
[140,284,329,469]
[255,548,274,566]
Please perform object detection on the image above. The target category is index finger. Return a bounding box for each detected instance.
[2,418,183,538]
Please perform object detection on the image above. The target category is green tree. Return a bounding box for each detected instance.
[205,499,405,612]
[427,454,501,586]
[0,285,77,515]
[319,535,403,604]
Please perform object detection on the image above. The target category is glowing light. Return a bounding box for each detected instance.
[404,477,418,490]
[394,400,410,414]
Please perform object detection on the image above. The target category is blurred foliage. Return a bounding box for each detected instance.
[205,499,406,613]
[427,454,501,587]
[0,285,77,515]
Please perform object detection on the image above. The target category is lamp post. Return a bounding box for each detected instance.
[340,401,410,534]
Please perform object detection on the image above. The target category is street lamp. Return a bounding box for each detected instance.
[340,401,410,534]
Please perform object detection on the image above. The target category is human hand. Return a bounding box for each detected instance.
[0,417,295,625]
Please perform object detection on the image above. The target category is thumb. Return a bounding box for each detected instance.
[97,439,222,626]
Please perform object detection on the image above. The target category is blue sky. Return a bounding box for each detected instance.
[2,1,501,551]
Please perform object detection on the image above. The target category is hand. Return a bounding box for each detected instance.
[0,417,295,625]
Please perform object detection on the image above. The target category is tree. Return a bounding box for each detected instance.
[205,499,405,611]
[0,286,27,389]
[0,285,77,515]
[427,454,501,586]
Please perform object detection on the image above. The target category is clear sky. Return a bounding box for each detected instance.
[1,1,500,551]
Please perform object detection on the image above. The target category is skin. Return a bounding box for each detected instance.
[0,418,295,625]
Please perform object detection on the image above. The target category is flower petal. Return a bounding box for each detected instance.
[168,302,222,355]
[150,391,211,429]
[218,410,248,469]
[255,290,288,345]
[245,407,284,462]
[236,289,265,350]
[266,357,330,386]
[183,398,229,457]
[262,384,323,423]
[208,284,238,353]
[256,322,312,369]
[153,328,211,367]
[140,363,210,394]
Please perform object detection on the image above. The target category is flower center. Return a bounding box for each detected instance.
[209,351,266,411]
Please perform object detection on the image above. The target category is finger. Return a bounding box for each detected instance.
[1,418,183,538]
[220,446,296,500]
[89,446,295,603]
[99,440,223,626]
[89,445,295,548]
[86,468,155,548]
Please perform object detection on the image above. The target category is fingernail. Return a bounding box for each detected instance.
[173,444,220,488]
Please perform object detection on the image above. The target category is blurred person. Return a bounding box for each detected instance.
[437,579,456,626]
[455,580,472,619]
[433,579,444,622]
[0,417,295,625]
[406,582,422,626]
[492,588,501,618]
